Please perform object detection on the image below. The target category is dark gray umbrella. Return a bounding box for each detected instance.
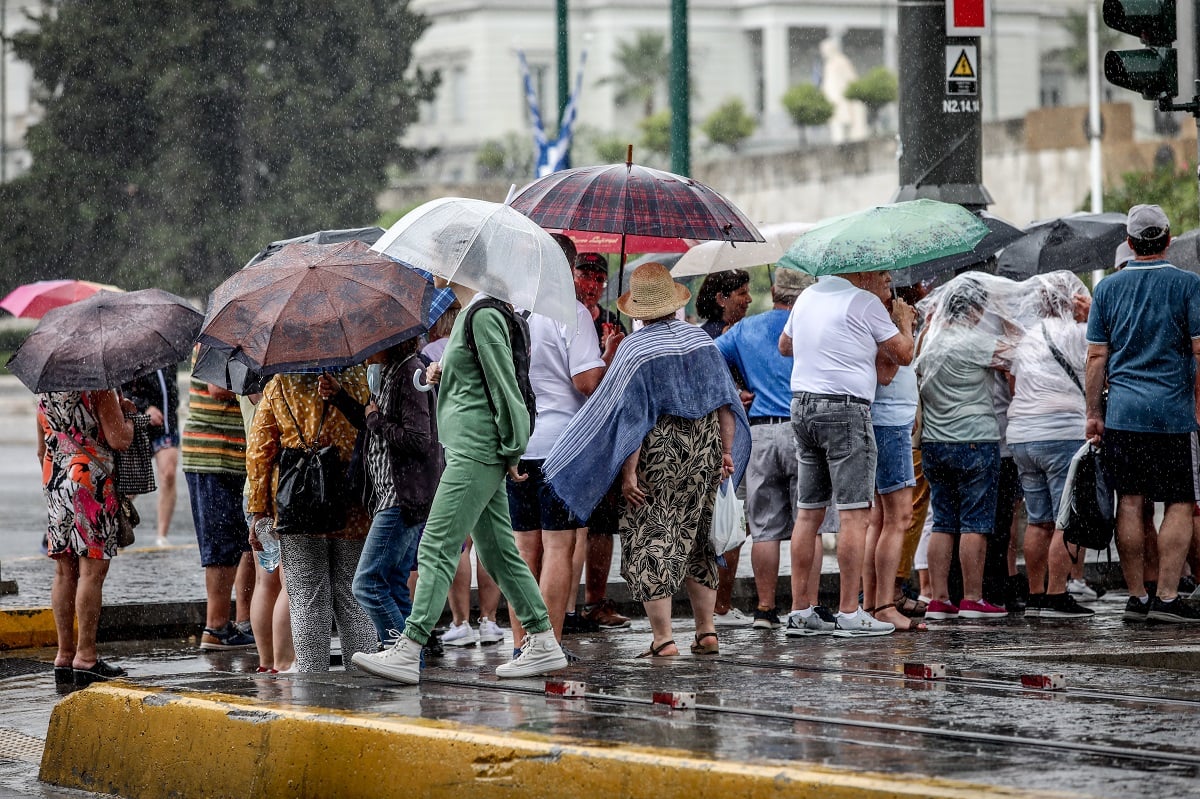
[6,289,202,393]
[891,211,1024,289]
[996,212,1128,280]
[1166,228,1200,273]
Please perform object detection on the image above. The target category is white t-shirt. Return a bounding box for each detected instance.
[784,275,900,401]
[523,301,605,459]
[1006,318,1087,444]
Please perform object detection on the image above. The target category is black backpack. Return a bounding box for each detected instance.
[463,298,537,434]
[1061,444,1115,554]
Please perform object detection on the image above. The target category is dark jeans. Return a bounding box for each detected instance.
[352,506,422,645]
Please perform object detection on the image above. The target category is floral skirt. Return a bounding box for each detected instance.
[619,413,721,602]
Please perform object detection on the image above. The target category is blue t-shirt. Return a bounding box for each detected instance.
[1086,261,1200,434]
[715,309,793,419]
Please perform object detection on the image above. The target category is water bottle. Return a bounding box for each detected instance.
[255,517,280,573]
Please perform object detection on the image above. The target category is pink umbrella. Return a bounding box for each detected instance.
[0,280,123,319]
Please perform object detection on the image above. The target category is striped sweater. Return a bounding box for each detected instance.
[181,377,247,475]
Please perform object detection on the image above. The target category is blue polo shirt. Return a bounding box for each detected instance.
[1086,260,1200,434]
[714,308,792,419]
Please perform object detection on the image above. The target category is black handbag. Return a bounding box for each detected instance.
[114,412,157,496]
[274,399,347,535]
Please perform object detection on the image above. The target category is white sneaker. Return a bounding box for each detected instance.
[832,608,895,637]
[155,536,169,547]
[441,621,479,647]
[1066,579,1098,602]
[713,608,754,627]
[495,630,568,678]
[350,635,422,684]
[477,617,505,645]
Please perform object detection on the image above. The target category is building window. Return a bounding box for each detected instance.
[746,30,764,116]
[451,65,468,124]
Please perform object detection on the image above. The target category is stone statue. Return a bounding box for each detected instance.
[819,37,869,144]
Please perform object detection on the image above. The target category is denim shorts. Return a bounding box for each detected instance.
[152,430,181,453]
[873,423,916,495]
[507,459,580,532]
[790,393,876,511]
[1010,439,1083,525]
[185,472,251,567]
[922,441,1000,535]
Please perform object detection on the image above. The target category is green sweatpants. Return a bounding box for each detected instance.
[403,450,551,645]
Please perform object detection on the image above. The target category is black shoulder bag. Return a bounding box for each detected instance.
[274,398,348,535]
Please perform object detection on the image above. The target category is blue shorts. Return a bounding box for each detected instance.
[923,441,1000,535]
[185,472,251,567]
[152,430,181,453]
[507,459,580,532]
[873,424,916,495]
[1011,439,1083,526]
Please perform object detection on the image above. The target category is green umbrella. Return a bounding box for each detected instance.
[777,199,990,277]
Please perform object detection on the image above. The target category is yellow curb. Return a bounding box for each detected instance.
[0,608,61,650]
[41,684,1076,799]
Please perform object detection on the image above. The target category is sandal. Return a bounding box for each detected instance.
[690,632,719,655]
[875,603,928,633]
[637,639,678,658]
[894,594,927,618]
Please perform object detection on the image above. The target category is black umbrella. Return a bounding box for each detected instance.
[7,289,202,393]
[1166,228,1200,273]
[891,211,1024,289]
[194,227,387,391]
[995,212,1128,280]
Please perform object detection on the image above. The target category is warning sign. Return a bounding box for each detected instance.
[945,45,978,96]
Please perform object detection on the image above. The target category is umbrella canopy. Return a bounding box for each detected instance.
[890,211,1024,288]
[995,212,1128,280]
[199,239,445,375]
[1165,227,1200,273]
[7,289,201,393]
[243,226,385,268]
[554,229,696,255]
[372,197,578,329]
[779,199,990,277]
[0,279,123,319]
[671,222,815,277]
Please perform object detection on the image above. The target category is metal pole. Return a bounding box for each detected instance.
[556,0,570,167]
[1,0,8,184]
[669,0,690,176]
[1088,0,1106,286]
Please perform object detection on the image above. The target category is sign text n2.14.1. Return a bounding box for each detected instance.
[943,99,980,114]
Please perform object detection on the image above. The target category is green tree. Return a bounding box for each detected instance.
[1095,159,1199,233]
[1,1,437,296]
[844,67,898,133]
[701,98,756,152]
[474,132,535,180]
[781,83,833,144]
[598,31,668,118]
[639,110,672,157]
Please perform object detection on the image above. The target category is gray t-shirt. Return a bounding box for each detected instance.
[920,326,1000,443]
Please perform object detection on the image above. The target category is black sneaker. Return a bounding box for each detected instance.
[1025,594,1044,618]
[812,605,837,625]
[562,611,600,635]
[1179,575,1199,595]
[423,635,444,658]
[1040,593,1095,619]
[752,607,781,629]
[1123,596,1150,621]
[1147,596,1200,623]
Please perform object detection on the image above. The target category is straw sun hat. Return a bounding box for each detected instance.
[617,262,691,320]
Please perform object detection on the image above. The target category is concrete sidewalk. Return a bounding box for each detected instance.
[2,594,1200,798]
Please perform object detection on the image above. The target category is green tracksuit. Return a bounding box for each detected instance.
[402,302,551,645]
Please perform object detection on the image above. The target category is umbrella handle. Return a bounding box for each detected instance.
[412,368,434,393]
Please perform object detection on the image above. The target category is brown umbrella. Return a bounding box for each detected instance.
[197,239,440,375]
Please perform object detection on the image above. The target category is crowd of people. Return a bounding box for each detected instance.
[37,202,1200,687]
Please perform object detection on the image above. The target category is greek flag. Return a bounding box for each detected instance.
[518,50,587,177]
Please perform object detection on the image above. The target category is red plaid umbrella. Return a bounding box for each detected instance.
[509,147,762,298]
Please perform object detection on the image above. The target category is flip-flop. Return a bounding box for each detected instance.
[637,639,678,658]
[690,631,719,655]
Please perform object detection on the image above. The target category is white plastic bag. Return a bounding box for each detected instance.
[709,479,746,555]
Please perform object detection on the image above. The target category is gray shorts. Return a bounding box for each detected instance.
[746,421,798,543]
[790,392,876,511]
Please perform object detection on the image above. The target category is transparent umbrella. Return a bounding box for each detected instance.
[671,222,815,277]
[371,197,577,329]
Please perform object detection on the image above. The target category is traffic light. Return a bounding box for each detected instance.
[1103,0,1178,102]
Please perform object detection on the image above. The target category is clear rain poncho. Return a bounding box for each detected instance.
[914,270,1091,393]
